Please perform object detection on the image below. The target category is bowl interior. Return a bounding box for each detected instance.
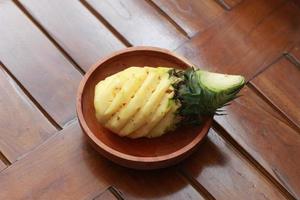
[81,49,208,158]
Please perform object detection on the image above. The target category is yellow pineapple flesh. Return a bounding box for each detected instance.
[94,67,180,138]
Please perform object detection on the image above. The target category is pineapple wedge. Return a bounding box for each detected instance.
[94,67,245,138]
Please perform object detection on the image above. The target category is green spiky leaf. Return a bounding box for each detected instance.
[171,68,245,124]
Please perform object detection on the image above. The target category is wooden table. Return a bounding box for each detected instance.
[0,0,299,199]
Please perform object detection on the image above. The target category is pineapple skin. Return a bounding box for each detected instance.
[94,67,180,138]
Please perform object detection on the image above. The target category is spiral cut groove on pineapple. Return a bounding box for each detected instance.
[94,67,180,138]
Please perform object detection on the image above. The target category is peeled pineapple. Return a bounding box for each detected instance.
[94,67,244,138]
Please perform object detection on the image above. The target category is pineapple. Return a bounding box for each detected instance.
[94,67,244,138]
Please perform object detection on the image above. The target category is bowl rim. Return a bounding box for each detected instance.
[76,46,212,163]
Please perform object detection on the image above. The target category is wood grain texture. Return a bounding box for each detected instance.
[215,0,243,10]
[152,0,223,37]
[0,66,56,163]
[19,0,125,71]
[0,0,298,199]
[0,0,82,126]
[93,188,118,200]
[0,160,6,172]
[175,0,300,79]
[290,44,300,63]
[215,86,300,199]
[181,129,286,200]
[0,122,205,200]
[85,0,187,50]
[251,58,300,128]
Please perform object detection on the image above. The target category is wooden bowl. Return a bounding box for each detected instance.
[77,47,212,170]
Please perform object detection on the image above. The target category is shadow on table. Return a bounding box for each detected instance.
[180,134,227,178]
[82,134,225,199]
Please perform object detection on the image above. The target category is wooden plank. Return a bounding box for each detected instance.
[0,160,6,172]
[152,0,223,37]
[181,128,286,200]
[19,0,125,71]
[224,0,243,8]
[175,0,300,80]
[290,44,300,63]
[215,86,300,199]
[215,0,243,10]
[251,58,300,128]
[93,188,117,200]
[85,0,187,50]
[0,0,82,126]
[0,66,56,162]
[0,122,205,200]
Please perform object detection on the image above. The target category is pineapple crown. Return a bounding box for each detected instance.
[169,67,245,125]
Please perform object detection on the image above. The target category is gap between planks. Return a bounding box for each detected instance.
[13,0,86,75]
[246,51,300,132]
[2,118,78,165]
[212,122,297,200]
[79,0,132,47]
[0,151,11,166]
[214,0,245,11]
[108,186,125,200]
[247,83,300,132]
[248,41,297,81]
[1,59,81,165]
[214,0,232,11]
[63,117,79,128]
[247,54,284,82]
[178,168,216,200]
[145,0,191,39]
[91,186,124,200]
[0,62,62,131]
[284,52,300,69]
